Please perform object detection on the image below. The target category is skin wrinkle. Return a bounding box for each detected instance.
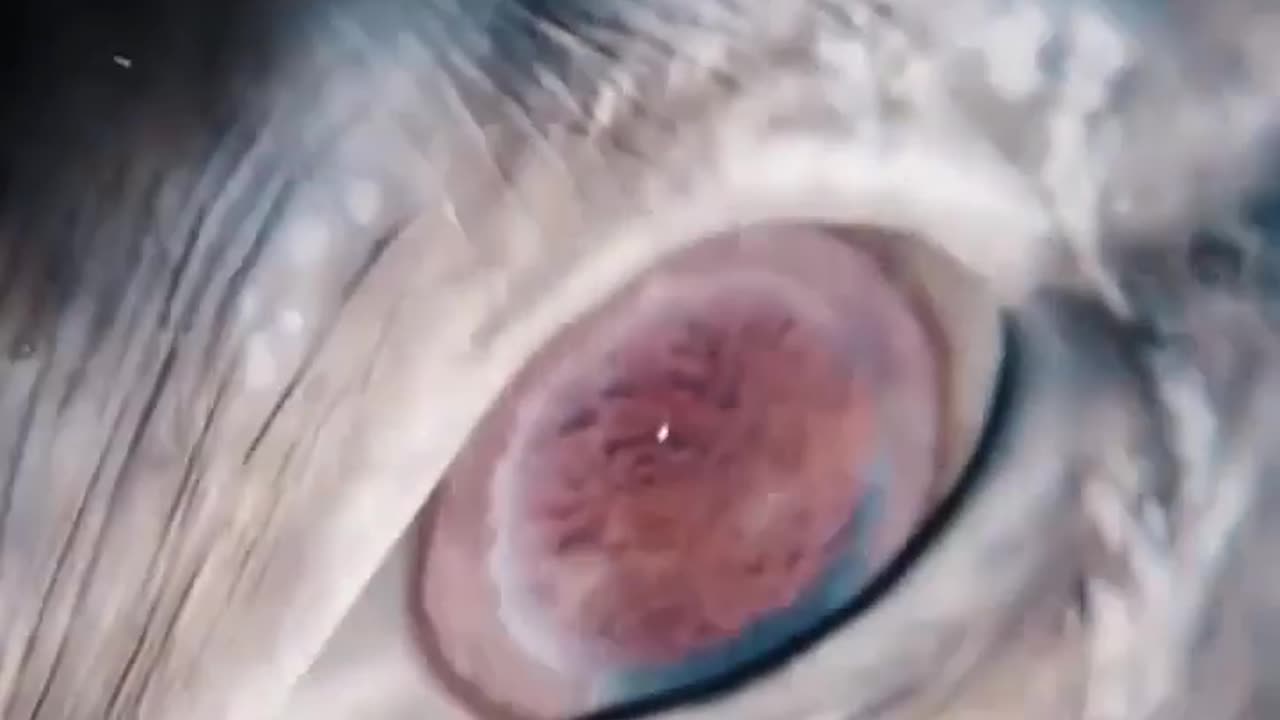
[0,1,1276,720]
[29,351,179,720]
[2,117,203,707]
[0,3,289,714]
[103,377,229,715]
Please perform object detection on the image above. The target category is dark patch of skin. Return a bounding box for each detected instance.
[0,1,1277,719]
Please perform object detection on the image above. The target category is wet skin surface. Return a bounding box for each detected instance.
[2,0,1280,719]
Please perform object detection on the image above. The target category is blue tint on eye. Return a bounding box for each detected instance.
[598,455,892,702]
[1245,164,1280,244]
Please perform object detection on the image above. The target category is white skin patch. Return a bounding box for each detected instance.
[344,179,383,226]
[241,308,309,389]
[278,309,307,335]
[284,215,334,265]
[243,334,279,389]
[969,3,1052,102]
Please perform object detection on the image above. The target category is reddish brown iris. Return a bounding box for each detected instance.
[412,223,946,719]
[492,276,876,667]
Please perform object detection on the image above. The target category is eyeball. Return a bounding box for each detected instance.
[410,221,1005,719]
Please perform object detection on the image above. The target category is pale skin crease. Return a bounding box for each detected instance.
[2,1,1280,719]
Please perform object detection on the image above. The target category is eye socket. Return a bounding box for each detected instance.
[408,222,1005,719]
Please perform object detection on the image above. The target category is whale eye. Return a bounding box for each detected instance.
[409,222,1006,719]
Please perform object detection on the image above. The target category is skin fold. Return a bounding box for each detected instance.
[1,0,1279,718]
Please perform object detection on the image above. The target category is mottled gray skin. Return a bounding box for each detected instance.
[1,0,1279,719]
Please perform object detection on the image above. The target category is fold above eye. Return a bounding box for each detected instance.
[409,221,1006,719]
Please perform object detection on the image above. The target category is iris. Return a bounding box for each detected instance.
[410,223,1002,719]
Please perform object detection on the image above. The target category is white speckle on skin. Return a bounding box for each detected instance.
[243,336,278,389]
[589,86,621,132]
[442,201,462,228]
[972,4,1052,102]
[279,309,306,335]
[284,215,333,265]
[656,422,670,443]
[1063,8,1131,109]
[344,179,383,226]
